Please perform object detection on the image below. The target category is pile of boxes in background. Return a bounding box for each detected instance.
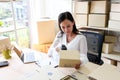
[102,35,118,65]
[75,1,89,27]
[31,20,56,53]
[74,0,110,28]
[102,35,117,54]
[108,3,120,29]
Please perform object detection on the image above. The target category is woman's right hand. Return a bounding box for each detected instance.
[56,47,60,52]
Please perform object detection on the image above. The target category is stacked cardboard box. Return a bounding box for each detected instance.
[74,1,89,27]
[88,14,107,27]
[88,1,109,27]
[0,36,11,52]
[31,43,52,53]
[31,20,56,53]
[108,3,120,29]
[102,35,117,54]
[117,61,120,71]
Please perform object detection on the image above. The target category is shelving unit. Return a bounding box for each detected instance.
[73,0,120,32]
[73,0,120,69]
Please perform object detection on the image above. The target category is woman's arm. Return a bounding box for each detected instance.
[75,35,88,69]
[47,32,61,57]
[79,35,88,65]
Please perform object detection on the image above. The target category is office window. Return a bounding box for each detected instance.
[0,0,30,48]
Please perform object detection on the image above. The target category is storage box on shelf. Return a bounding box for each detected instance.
[110,12,120,21]
[75,14,88,27]
[88,0,109,28]
[88,14,108,27]
[74,1,89,27]
[117,61,120,71]
[108,19,120,29]
[75,1,89,14]
[104,35,117,43]
[102,35,117,54]
[108,3,120,29]
[111,3,120,12]
[90,1,109,14]
[102,42,114,54]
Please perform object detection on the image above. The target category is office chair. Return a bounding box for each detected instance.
[81,30,104,65]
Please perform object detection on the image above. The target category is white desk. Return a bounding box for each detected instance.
[0,51,77,80]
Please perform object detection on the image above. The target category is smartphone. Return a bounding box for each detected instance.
[0,61,9,67]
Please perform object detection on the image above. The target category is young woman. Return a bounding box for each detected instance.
[48,11,88,69]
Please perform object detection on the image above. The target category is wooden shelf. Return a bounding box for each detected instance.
[77,26,120,32]
[102,51,120,61]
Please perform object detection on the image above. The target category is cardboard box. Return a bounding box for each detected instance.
[59,50,80,67]
[104,35,117,43]
[88,14,107,27]
[110,12,120,21]
[102,57,117,66]
[0,36,11,51]
[102,42,114,54]
[88,63,120,80]
[108,20,120,29]
[31,43,52,53]
[117,61,120,71]
[37,20,56,44]
[111,3,120,12]
[75,14,88,27]
[75,1,89,14]
[90,1,109,14]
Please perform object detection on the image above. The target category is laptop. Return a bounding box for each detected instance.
[13,46,36,64]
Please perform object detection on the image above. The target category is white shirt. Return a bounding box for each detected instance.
[48,31,88,65]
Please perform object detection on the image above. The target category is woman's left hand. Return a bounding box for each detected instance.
[75,62,81,69]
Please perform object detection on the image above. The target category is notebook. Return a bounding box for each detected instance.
[13,46,36,64]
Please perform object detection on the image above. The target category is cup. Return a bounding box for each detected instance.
[2,49,11,59]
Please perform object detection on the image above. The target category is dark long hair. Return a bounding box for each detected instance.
[58,11,79,35]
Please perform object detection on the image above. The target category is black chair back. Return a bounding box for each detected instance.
[81,30,104,65]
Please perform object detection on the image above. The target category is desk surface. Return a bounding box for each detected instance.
[0,51,77,80]
[0,49,101,80]
[1,50,120,80]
